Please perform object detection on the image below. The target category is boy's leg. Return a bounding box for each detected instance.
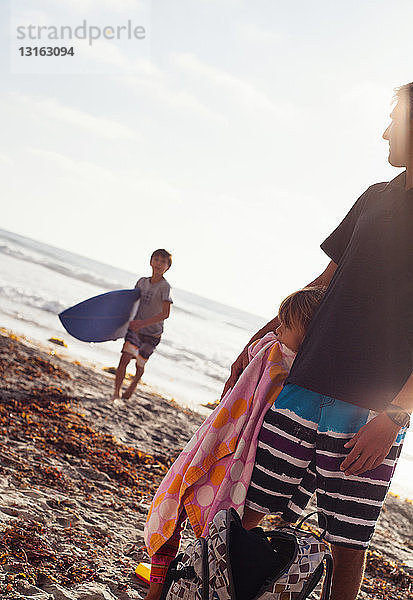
[122,362,145,399]
[122,337,159,399]
[113,352,132,399]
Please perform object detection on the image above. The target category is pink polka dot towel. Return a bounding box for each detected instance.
[144,333,294,556]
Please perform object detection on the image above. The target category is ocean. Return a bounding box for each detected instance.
[0,227,411,499]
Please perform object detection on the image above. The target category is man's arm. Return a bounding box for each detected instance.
[306,259,338,288]
[129,301,171,332]
[220,260,337,398]
[341,373,412,476]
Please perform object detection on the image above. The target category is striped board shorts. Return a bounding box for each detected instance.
[245,384,407,549]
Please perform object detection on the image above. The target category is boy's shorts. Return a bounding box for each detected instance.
[245,384,406,550]
[122,332,161,366]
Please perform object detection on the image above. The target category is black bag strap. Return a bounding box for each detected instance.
[321,553,334,600]
[160,540,209,600]
[295,511,328,539]
[295,511,334,599]
[159,554,195,600]
[170,565,196,580]
[199,536,209,600]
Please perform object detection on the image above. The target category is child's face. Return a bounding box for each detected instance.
[150,255,170,275]
[276,320,304,352]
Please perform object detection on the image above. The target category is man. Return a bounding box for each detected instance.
[224,82,413,600]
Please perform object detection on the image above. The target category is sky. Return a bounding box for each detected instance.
[1,0,413,317]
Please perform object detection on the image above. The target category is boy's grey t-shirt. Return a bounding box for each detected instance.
[132,277,173,337]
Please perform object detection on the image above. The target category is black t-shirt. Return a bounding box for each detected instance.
[287,172,413,411]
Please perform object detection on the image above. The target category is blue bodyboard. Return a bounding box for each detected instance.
[59,289,141,342]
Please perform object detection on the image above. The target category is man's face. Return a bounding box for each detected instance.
[382,96,412,167]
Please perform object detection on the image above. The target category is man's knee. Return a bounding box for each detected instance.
[242,506,265,530]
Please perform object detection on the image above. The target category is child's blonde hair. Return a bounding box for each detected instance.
[278,286,325,334]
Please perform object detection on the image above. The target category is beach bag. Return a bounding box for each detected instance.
[163,508,333,600]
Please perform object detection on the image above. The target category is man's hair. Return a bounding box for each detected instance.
[395,82,413,114]
[151,248,172,267]
[278,286,325,334]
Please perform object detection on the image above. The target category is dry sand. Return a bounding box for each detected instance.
[0,330,412,600]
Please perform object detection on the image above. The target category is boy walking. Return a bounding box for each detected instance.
[112,249,173,401]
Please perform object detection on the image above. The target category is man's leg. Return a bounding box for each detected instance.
[315,397,407,600]
[241,506,265,530]
[113,353,131,399]
[242,506,367,600]
[329,545,367,600]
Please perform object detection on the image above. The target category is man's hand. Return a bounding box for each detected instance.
[221,347,249,399]
[129,319,145,332]
[340,413,401,476]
